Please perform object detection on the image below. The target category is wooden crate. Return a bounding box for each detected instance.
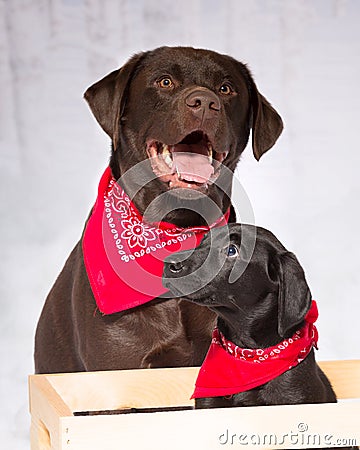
[29,360,360,450]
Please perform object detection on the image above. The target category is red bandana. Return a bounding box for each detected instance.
[192,300,319,399]
[82,167,229,314]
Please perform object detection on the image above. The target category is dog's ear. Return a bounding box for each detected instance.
[84,52,144,148]
[277,252,312,337]
[250,82,283,161]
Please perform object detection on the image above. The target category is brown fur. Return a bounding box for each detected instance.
[34,47,282,373]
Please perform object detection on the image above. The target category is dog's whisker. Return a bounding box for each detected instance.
[229,296,246,314]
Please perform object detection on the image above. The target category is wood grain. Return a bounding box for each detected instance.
[29,360,360,449]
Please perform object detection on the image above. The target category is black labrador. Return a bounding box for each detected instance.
[163,224,337,409]
[35,47,283,374]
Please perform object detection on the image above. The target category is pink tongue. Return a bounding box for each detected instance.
[172,145,214,184]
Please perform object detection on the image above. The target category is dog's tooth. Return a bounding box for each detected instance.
[164,154,172,167]
[149,149,157,159]
[207,143,213,163]
[163,144,170,155]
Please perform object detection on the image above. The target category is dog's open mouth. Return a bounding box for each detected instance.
[146,131,227,189]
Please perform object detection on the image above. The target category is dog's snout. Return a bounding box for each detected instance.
[185,89,221,119]
[168,261,183,274]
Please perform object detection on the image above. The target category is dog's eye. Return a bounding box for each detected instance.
[158,77,174,89]
[219,83,233,95]
[226,244,239,257]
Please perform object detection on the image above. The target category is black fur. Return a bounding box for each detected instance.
[163,224,337,409]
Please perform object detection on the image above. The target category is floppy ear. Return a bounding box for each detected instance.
[277,252,312,337]
[250,81,284,161]
[84,52,144,149]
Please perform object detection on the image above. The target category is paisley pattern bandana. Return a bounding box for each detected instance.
[82,167,229,314]
[192,300,319,399]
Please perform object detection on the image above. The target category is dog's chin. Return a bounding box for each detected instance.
[146,130,228,193]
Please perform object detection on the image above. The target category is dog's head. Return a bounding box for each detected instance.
[163,224,312,345]
[84,47,283,225]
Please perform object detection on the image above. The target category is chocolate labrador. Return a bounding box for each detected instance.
[34,47,283,374]
[163,224,337,409]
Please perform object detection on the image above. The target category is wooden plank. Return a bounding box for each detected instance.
[44,360,360,414]
[29,361,360,449]
[46,367,197,412]
[29,375,73,450]
[318,360,360,398]
[60,400,360,450]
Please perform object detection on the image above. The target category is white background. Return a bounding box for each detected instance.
[1,0,359,448]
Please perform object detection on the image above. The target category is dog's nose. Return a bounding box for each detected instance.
[185,89,221,119]
[168,261,183,274]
